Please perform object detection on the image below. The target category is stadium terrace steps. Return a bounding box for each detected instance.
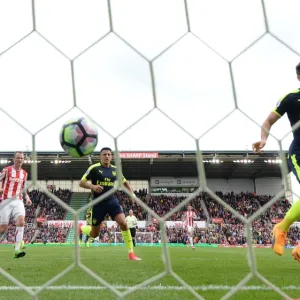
[65,192,90,220]
[65,192,89,243]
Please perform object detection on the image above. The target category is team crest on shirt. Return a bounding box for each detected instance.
[112,171,116,176]
[92,218,97,225]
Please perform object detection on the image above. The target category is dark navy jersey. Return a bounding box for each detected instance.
[273,88,300,147]
[81,163,126,200]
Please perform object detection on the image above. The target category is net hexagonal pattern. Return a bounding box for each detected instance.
[0,1,298,299]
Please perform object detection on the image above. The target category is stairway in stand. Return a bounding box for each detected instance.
[65,192,89,243]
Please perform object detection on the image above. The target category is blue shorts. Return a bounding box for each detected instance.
[91,197,123,226]
[287,140,300,183]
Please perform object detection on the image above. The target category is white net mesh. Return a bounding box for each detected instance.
[0,0,299,299]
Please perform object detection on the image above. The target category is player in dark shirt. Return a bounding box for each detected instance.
[79,147,141,261]
[252,62,300,261]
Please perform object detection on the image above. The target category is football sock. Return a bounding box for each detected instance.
[121,229,133,253]
[15,227,24,252]
[189,236,194,247]
[81,225,91,237]
[278,200,300,232]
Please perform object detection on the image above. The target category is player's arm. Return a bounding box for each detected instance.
[181,212,187,222]
[123,176,136,199]
[79,180,103,193]
[22,189,32,205]
[22,173,32,205]
[0,168,7,195]
[79,166,103,193]
[123,180,133,193]
[261,112,280,144]
[252,96,287,153]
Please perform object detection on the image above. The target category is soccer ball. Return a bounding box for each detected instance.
[59,117,98,157]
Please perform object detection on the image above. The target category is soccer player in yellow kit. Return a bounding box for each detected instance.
[252,62,300,261]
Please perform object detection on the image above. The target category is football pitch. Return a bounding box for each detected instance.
[0,245,299,300]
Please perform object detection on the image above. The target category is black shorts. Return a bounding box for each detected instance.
[287,150,300,183]
[129,227,136,238]
[92,197,123,226]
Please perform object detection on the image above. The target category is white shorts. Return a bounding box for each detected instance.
[187,226,194,234]
[0,199,25,224]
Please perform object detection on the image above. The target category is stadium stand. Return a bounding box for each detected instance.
[3,189,299,247]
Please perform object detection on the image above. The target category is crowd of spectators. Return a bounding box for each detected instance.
[32,223,69,244]
[36,188,72,220]
[3,189,300,246]
[111,190,148,221]
[84,191,299,246]
[3,189,72,244]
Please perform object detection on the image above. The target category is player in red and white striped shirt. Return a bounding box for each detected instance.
[184,205,197,250]
[0,152,32,258]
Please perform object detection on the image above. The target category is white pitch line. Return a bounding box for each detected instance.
[0,285,300,291]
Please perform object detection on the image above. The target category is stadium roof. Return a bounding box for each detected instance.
[0,151,285,181]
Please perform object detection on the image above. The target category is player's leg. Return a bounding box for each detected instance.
[84,223,100,248]
[185,228,190,247]
[188,227,195,249]
[0,201,11,242]
[129,227,136,247]
[12,200,26,258]
[114,213,141,260]
[85,207,92,226]
[21,239,25,250]
[273,153,300,258]
[84,207,94,246]
[109,198,141,260]
[81,204,103,245]
[78,232,83,245]
[84,234,89,244]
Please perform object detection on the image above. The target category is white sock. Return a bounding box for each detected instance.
[189,236,194,247]
[15,227,24,251]
[0,232,6,242]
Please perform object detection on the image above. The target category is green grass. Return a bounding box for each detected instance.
[0,245,300,299]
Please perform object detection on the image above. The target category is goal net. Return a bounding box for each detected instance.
[0,0,299,299]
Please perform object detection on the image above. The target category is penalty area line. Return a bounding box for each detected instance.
[0,285,300,291]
